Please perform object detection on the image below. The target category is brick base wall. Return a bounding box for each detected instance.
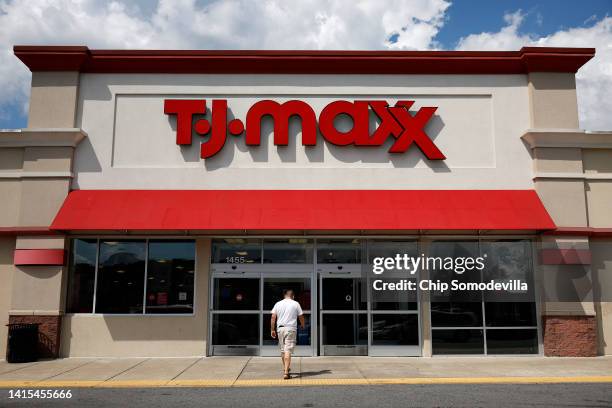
[8,315,62,358]
[543,315,597,357]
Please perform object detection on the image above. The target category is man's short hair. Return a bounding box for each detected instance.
[283,289,294,297]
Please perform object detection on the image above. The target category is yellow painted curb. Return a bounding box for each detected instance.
[0,376,611,388]
[96,380,171,388]
[167,380,235,387]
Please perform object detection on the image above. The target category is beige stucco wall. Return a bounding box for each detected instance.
[528,72,579,129]
[0,181,22,227]
[0,237,16,358]
[28,72,79,128]
[583,149,612,173]
[18,178,71,227]
[534,180,588,227]
[533,147,583,173]
[60,238,211,357]
[582,149,612,228]
[1,144,75,315]
[527,70,610,357]
[526,72,612,355]
[0,69,83,358]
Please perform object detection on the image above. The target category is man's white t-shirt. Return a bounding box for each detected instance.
[271,298,303,330]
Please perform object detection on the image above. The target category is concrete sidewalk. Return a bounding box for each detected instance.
[0,356,611,388]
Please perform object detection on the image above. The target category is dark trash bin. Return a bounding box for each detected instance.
[6,323,39,363]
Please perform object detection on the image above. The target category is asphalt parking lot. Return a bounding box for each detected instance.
[3,383,612,408]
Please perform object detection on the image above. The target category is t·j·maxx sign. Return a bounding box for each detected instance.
[164,99,445,160]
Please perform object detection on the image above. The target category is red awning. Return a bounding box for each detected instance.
[49,190,555,232]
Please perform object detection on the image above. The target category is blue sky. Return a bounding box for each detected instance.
[436,0,611,48]
[0,0,610,130]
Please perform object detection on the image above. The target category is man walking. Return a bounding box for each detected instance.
[270,289,305,380]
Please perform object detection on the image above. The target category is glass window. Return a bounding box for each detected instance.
[429,241,482,303]
[481,240,535,303]
[212,314,259,345]
[66,239,97,313]
[263,277,311,311]
[95,240,146,314]
[432,329,484,355]
[429,240,539,355]
[486,329,538,354]
[213,278,260,310]
[263,239,313,263]
[211,239,261,264]
[322,278,367,310]
[371,277,418,311]
[485,303,537,327]
[431,302,483,327]
[322,314,368,345]
[317,239,361,263]
[371,314,419,346]
[145,240,195,314]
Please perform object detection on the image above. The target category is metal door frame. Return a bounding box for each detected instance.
[209,262,316,356]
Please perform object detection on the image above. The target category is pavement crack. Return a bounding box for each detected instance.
[169,358,202,382]
[232,357,252,387]
[0,361,43,376]
[102,358,150,383]
[352,359,369,384]
[39,359,96,382]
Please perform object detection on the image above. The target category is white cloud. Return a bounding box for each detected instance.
[0,1,609,131]
[0,0,450,123]
[457,10,612,131]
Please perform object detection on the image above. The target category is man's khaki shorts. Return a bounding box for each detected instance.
[277,327,297,354]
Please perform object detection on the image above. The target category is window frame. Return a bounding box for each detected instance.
[65,237,197,317]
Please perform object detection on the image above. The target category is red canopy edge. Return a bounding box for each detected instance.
[49,190,556,232]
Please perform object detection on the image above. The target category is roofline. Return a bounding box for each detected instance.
[13,46,595,75]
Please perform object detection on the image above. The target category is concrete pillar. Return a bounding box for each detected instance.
[3,69,82,358]
[419,239,432,357]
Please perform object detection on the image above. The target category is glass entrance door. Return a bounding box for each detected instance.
[260,272,314,356]
[210,273,261,355]
[210,238,422,357]
[210,239,315,356]
[318,239,368,356]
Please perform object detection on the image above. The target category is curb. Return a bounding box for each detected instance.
[1,376,611,388]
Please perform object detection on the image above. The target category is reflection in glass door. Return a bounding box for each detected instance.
[318,239,368,356]
[210,275,261,355]
[320,274,369,355]
[368,240,421,356]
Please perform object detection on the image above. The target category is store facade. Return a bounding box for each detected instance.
[1,46,610,358]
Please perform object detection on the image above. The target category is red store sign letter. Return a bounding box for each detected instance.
[164,99,445,160]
